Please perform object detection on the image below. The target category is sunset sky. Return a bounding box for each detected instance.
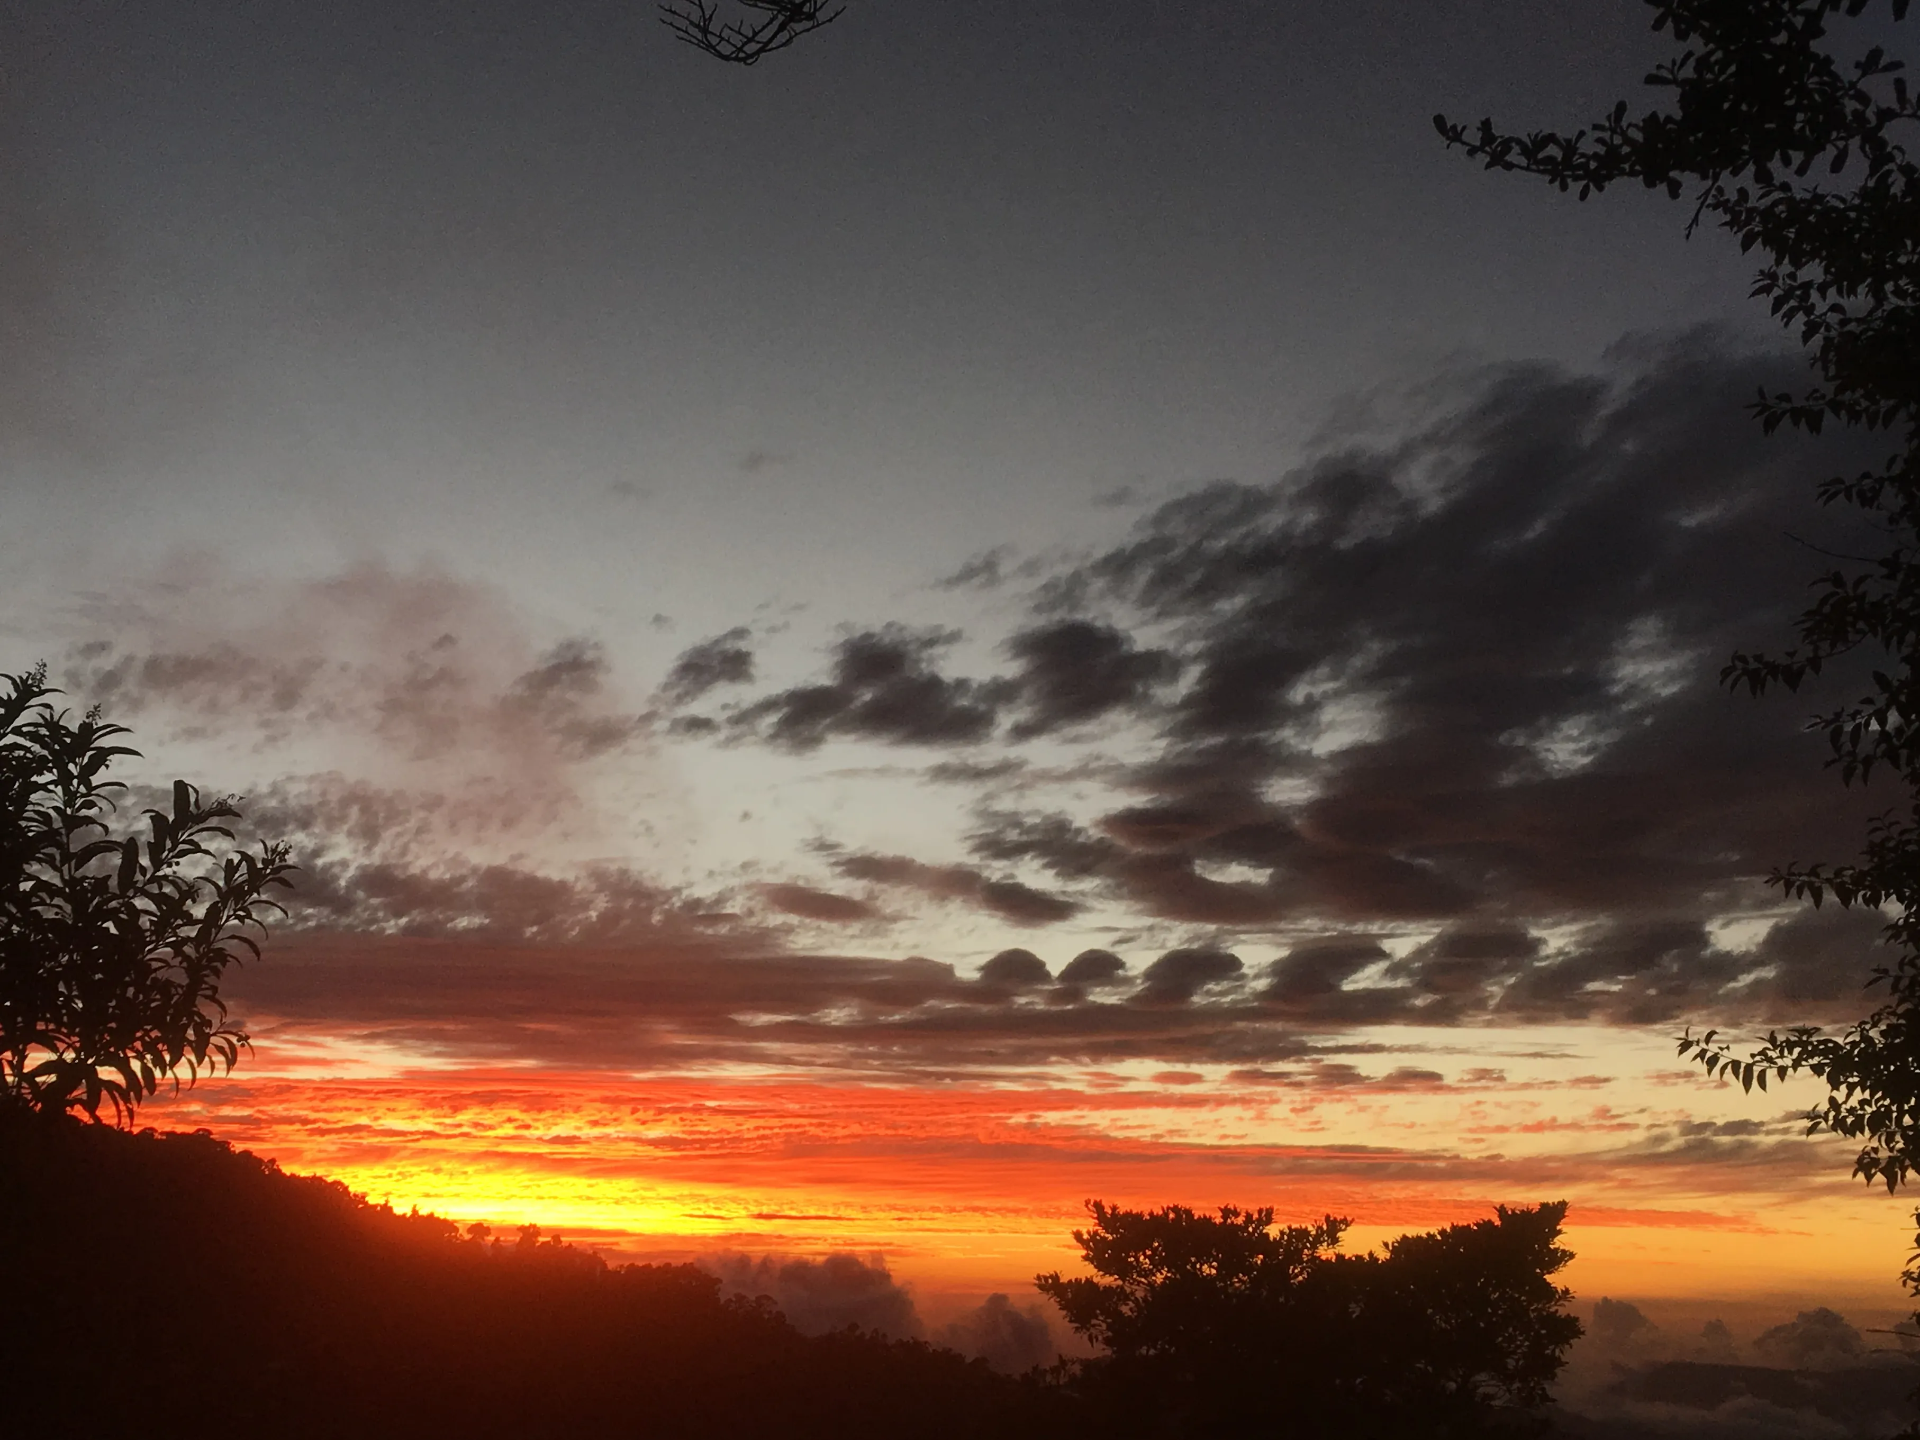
[4,0,1914,1339]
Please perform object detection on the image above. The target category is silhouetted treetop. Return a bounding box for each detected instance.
[1038,1199,1581,1439]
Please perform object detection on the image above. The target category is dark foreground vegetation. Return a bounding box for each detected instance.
[0,1115,1581,1440]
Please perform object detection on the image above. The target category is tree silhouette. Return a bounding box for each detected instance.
[1037,1200,1580,1438]
[1443,0,1920,1208]
[0,667,294,1123]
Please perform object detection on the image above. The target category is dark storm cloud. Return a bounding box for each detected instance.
[1491,905,1884,1027]
[243,835,1873,1068]
[658,627,755,707]
[108,342,1897,1067]
[1244,905,1884,1032]
[829,850,1080,925]
[1392,922,1542,1003]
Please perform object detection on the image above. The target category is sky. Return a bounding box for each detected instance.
[4,0,1916,1349]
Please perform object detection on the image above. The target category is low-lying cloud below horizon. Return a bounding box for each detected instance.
[702,1251,1058,1374]
[706,1248,1912,1436]
[1559,1296,1918,1440]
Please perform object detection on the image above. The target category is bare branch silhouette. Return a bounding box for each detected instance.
[660,0,844,65]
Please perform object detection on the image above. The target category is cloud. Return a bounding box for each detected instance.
[829,850,1080,926]
[1223,1060,1459,1092]
[926,757,1027,786]
[1261,936,1391,1015]
[731,626,1006,751]
[937,1294,1057,1373]
[1137,948,1243,1004]
[225,914,1374,1076]
[937,547,1011,591]
[1057,949,1128,987]
[978,948,1051,988]
[658,627,755,707]
[69,564,634,756]
[1002,619,1178,738]
[757,883,881,924]
[1753,1309,1869,1371]
[907,335,1896,1027]
[715,618,1173,753]
[1557,1298,1907,1439]
[705,1252,923,1339]
[500,638,642,759]
[1021,336,1876,920]
[279,854,737,948]
[1589,1296,1660,1352]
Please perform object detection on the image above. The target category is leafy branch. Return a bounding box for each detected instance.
[0,667,295,1124]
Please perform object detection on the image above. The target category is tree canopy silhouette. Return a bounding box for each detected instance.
[0,667,293,1123]
[1037,1199,1581,1439]
[1444,0,1920,1214]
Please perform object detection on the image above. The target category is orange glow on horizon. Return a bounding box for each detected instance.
[146,1038,1915,1314]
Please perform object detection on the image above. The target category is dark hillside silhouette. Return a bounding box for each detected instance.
[0,1115,1059,1440]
